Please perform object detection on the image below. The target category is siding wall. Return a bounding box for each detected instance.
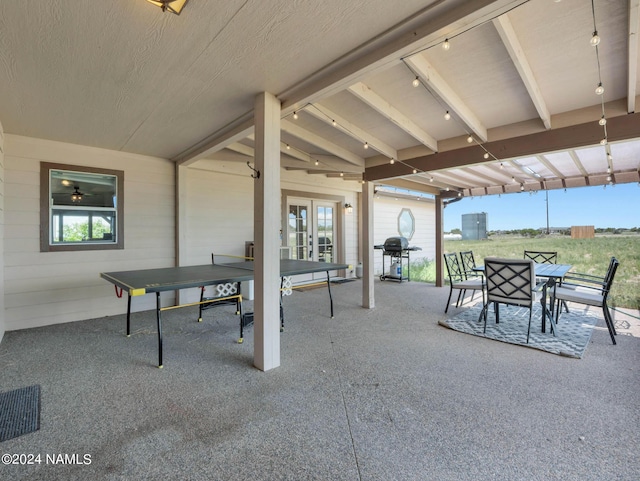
[0,121,5,341]
[373,196,436,276]
[4,135,175,330]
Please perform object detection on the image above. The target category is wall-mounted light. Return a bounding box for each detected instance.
[146,0,189,15]
[344,203,353,214]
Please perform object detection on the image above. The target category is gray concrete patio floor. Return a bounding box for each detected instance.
[1,279,638,480]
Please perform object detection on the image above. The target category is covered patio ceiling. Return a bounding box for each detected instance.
[208,0,640,198]
[0,0,638,197]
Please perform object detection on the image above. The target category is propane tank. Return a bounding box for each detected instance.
[390,261,401,277]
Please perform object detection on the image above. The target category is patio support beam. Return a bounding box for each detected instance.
[362,181,375,309]
[435,196,444,288]
[364,112,640,181]
[628,0,639,113]
[253,92,281,372]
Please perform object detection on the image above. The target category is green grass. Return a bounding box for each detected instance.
[408,234,640,309]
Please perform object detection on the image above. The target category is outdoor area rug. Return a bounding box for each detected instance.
[439,304,599,358]
[0,384,41,442]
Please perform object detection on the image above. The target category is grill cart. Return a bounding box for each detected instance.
[374,236,422,282]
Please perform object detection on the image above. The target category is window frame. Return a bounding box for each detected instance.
[40,162,124,252]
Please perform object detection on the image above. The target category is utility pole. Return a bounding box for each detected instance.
[545,190,550,235]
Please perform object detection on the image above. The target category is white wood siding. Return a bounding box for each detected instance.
[4,135,175,330]
[0,120,5,342]
[373,196,436,277]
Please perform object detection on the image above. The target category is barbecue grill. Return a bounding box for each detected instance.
[374,236,422,282]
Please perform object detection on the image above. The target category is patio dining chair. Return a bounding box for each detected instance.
[459,250,482,303]
[479,257,547,343]
[443,253,485,313]
[552,257,619,345]
[524,250,568,314]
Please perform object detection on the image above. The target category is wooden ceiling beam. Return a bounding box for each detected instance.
[493,14,551,129]
[365,112,640,181]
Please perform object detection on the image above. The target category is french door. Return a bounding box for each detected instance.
[287,198,338,281]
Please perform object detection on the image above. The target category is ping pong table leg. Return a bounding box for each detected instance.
[156,292,163,368]
[126,294,132,337]
[326,271,334,318]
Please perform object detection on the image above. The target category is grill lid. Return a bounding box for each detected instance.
[383,236,409,251]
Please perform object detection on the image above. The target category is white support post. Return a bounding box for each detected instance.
[362,181,375,308]
[253,92,281,371]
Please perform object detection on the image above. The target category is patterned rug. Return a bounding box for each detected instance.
[439,303,599,358]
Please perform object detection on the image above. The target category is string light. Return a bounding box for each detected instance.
[598,116,606,126]
[390,158,395,164]
[412,168,418,174]
[286,144,291,150]
[293,111,298,119]
[500,163,504,169]
[483,152,489,159]
[364,142,369,149]
[340,172,344,177]
[314,160,319,166]
[595,82,604,95]
[412,76,420,87]
[590,31,600,46]
[444,111,451,120]
[466,135,473,143]
[332,119,337,126]
[442,38,450,51]
[600,137,607,145]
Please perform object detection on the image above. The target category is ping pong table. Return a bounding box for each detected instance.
[100,259,349,367]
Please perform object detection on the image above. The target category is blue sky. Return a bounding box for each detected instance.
[443,183,640,232]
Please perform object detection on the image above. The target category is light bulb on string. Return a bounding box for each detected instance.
[595,83,604,95]
[390,158,395,164]
[332,119,337,127]
[412,77,420,87]
[363,142,368,149]
[444,111,451,120]
[340,172,344,177]
[500,163,504,169]
[314,160,319,166]
[466,135,473,143]
[599,116,606,126]
[293,111,298,119]
[590,31,600,46]
[286,144,291,150]
[442,38,450,51]
[412,168,418,174]
[483,152,489,160]
[600,137,607,146]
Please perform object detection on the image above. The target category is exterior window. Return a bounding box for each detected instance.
[40,162,124,252]
[397,208,415,240]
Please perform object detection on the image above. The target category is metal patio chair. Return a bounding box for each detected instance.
[479,257,547,343]
[459,250,483,303]
[443,253,485,313]
[552,257,619,345]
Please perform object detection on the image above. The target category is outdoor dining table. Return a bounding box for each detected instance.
[474,262,572,334]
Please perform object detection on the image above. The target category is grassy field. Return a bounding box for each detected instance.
[409,235,640,309]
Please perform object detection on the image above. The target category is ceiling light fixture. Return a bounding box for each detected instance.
[146,0,189,15]
[71,186,83,202]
